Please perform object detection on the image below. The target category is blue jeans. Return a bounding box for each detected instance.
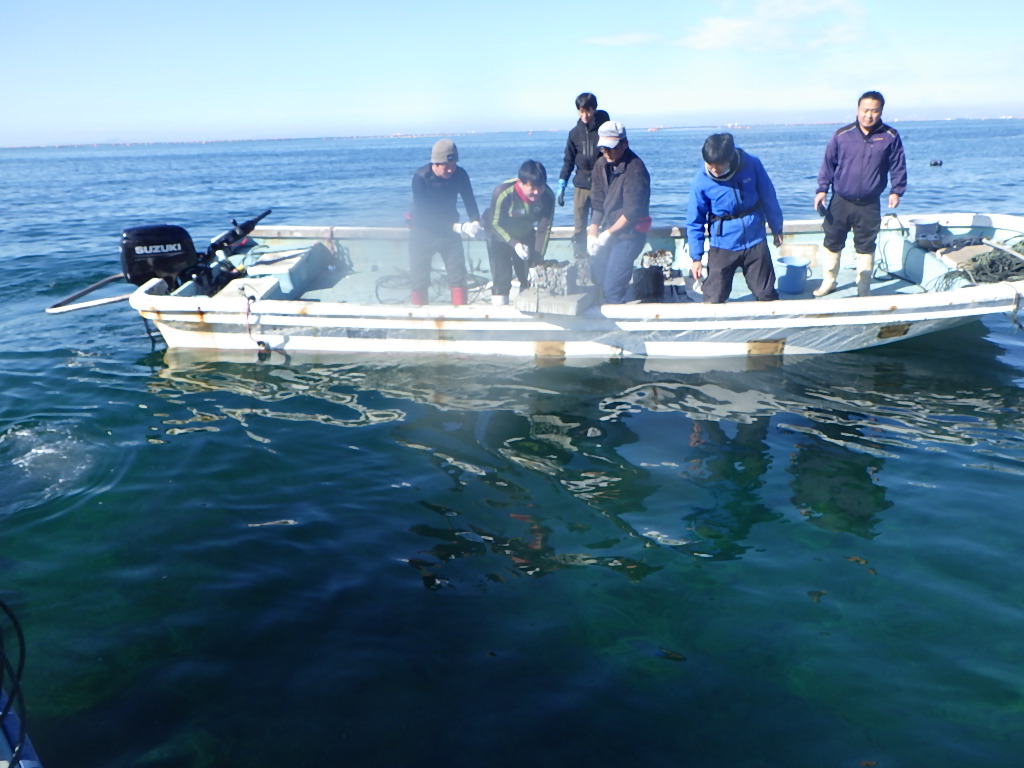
[593,233,646,304]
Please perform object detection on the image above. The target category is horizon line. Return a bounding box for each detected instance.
[4,115,1022,151]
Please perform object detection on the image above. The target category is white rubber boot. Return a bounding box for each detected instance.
[491,294,509,306]
[856,252,874,297]
[813,249,842,297]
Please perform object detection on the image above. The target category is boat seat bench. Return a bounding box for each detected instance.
[244,245,330,297]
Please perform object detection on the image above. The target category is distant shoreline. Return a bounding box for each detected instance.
[4,115,1022,151]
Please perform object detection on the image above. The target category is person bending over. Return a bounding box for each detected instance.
[686,133,782,304]
[484,160,555,305]
[587,121,651,304]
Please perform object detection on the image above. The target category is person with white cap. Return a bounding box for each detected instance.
[407,139,483,306]
[586,120,651,304]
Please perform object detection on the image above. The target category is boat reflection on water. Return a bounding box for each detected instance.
[148,321,1024,582]
[598,375,891,542]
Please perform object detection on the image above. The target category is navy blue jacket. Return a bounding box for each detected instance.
[817,122,908,203]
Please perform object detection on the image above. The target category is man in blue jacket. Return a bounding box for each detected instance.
[814,91,907,297]
[686,133,782,304]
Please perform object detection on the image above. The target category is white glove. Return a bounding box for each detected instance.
[587,236,599,257]
[452,222,463,234]
[462,221,484,238]
[596,230,612,248]
[514,243,529,261]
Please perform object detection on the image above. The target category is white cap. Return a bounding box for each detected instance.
[597,121,627,149]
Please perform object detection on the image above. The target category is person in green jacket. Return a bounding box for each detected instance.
[483,160,556,305]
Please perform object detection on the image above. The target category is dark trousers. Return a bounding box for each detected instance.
[823,194,881,253]
[409,230,467,295]
[703,240,778,304]
[487,239,531,296]
[592,232,646,304]
[571,187,593,258]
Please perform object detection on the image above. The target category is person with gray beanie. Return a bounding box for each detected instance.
[407,139,482,305]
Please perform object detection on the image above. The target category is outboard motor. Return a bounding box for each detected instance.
[47,210,272,313]
[120,224,199,287]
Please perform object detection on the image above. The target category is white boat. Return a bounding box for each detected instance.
[48,211,1024,360]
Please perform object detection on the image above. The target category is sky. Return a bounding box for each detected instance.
[3,0,1022,147]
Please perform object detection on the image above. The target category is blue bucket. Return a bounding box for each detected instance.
[776,255,810,294]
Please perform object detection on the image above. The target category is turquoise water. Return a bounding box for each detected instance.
[3,123,1024,767]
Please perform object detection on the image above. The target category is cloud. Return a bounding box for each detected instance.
[676,0,864,52]
[584,32,663,46]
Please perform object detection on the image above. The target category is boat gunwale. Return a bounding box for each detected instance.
[248,212,1024,243]
[129,278,1024,323]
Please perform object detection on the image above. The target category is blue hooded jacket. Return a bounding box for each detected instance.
[686,148,783,258]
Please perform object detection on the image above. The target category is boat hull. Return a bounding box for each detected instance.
[135,283,1022,359]
[128,213,1024,360]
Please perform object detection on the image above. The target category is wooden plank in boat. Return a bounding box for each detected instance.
[936,242,994,267]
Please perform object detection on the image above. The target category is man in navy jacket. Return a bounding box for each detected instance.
[686,133,782,304]
[814,91,907,297]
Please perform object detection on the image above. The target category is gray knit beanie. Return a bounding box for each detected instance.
[431,139,458,163]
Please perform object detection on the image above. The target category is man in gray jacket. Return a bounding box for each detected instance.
[587,121,651,304]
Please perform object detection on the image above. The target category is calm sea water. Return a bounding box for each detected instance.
[3,121,1024,768]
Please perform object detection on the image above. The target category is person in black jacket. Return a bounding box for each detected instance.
[557,93,610,258]
[407,139,482,306]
